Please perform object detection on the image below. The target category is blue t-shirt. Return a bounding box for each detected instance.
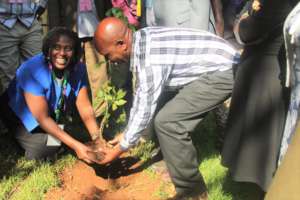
[7,53,88,132]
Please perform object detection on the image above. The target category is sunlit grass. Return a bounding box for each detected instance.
[193,114,263,200]
[0,153,75,200]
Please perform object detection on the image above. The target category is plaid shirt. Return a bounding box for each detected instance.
[120,27,240,150]
[0,0,48,28]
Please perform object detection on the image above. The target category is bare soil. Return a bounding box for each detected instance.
[45,156,175,200]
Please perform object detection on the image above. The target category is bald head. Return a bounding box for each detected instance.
[94,17,132,63]
[94,17,128,53]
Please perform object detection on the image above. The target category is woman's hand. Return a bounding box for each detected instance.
[73,142,98,164]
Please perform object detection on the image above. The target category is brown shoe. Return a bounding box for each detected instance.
[167,191,208,200]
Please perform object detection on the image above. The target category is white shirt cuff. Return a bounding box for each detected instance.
[120,138,131,151]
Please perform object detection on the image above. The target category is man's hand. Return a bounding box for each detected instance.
[107,133,124,147]
[35,6,46,20]
[99,144,125,165]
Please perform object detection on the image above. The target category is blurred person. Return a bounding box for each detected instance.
[221,0,294,193]
[265,4,300,199]
[0,0,48,95]
[278,0,300,164]
[111,0,139,27]
[144,0,224,37]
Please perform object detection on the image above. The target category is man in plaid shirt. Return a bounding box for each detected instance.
[94,17,239,199]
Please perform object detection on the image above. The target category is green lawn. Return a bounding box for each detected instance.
[0,114,263,200]
[194,114,264,200]
[0,132,76,200]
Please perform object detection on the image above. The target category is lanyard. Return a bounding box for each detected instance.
[49,63,69,122]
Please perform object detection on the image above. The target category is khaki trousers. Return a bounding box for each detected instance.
[265,123,300,200]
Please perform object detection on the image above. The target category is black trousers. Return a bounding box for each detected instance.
[0,92,60,160]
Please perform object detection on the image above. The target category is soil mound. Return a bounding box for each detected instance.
[45,157,175,200]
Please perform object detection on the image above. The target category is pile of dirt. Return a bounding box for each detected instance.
[45,157,175,200]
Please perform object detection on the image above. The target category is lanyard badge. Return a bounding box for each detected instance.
[49,63,70,123]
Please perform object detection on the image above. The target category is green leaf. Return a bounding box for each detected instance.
[116,111,126,124]
[106,95,113,102]
[105,9,113,17]
[106,86,112,93]
[112,87,116,95]
[116,90,126,99]
[111,8,123,18]
[128,24,137,32]
[112,103,118,111]
[115,99,127,106]
[104,113,111,121]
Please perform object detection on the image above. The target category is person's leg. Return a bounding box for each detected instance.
[0,92,60,160]
[0,23,21,94]
[47,0,62,29]
[14,127,60,160]
[60,0,77,31]
[83,40,108,117]
[154,69,234,196]
[19,19,43,61]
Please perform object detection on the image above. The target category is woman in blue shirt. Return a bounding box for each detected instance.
[0,27,101,163]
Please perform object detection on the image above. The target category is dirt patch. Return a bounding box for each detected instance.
[45,156,175,200]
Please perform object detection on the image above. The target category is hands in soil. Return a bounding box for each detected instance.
[85,135,125,165]
[74,142,101,164]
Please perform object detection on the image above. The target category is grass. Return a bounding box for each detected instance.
[0,145,75,200]
[129,140,156,162]
[0,124,77,200]
[192,113,263,200]
[0,113,263,200]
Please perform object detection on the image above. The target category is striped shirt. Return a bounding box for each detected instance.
[120,27,240,150]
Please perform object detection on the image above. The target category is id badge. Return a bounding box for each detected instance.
[46,124,63,146]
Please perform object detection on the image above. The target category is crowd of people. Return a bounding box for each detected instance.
[1,0,300,199]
